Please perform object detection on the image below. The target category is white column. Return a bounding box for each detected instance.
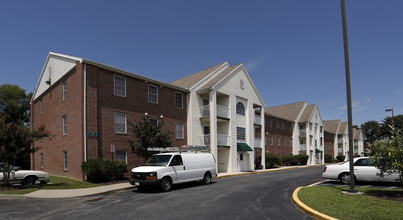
[260,107,265,169]
[209,91,218,171]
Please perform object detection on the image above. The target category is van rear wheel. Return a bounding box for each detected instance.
[202,173,212,185]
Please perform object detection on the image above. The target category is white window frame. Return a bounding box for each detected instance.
[40,98,43,114]
[175,122,184,139]
[148,84,158,104]
[114,75,126,97]
[237,127,246,140]
[40,153,44,168]
[276,136,280,146]
[62,81,67,101]
[115,150,127,163]
[63,151,68,170]
[175,92,183,109]
[282,137,285,146]
[62,115,67,136]
[269,135,273,146]
[114,112,127,134]
[236,102,245,115]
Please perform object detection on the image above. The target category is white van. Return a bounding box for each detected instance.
[130,152,217,192]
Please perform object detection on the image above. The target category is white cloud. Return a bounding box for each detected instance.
[244,55,268,72]
[365,98,371,103]
[395,89,403,95]
[338,101,360,110]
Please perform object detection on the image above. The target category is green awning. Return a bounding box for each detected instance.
[237,143,253,151]
[315,148,323,153]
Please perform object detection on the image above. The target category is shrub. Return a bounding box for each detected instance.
[81,159,128,183]
[295,154,309,165]
[324,154,334,163]
[265,154,281,168]
[282,155,296,166]
[336,155,346,162]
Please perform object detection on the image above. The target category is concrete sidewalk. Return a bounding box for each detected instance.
[1,164,324,199]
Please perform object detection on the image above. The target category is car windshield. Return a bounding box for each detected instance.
[144,155,172,166]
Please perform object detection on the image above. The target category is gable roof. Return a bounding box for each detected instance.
[199,64,240,90]
[323,119,341,134]
[32,52,188,102]
[169,62,227,89]
[265,101,306,121]
[353,128,362,139]
[338,122,348,134]
[298,104,316,122]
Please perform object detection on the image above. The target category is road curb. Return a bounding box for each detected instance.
[292,184,338,220]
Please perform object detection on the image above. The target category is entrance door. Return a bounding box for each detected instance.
[239,153,247,171]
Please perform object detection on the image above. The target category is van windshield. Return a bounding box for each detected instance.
[144,155,172,166]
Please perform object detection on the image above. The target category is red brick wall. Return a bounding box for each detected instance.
[324,131,335,156]
[264,115,293,156]
[31,62,84,180]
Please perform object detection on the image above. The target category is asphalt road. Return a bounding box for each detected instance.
[0,166,325,220]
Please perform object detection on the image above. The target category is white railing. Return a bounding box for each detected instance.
[338,148,343,153]
[199,104,229,119]
[254,114,262,125]
[299,145,306,151]
[217,134,230,146]
[254,138,261,148]
[201,134,230,146]
[217,105,230,119]
[299,129,306,136]
[338,138,343,143]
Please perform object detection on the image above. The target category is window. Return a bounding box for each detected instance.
[114,75,126,97]
[40,98,43,114]
[63,151,68,170]
[62,115,67,135]
[114,113,126,134]
[300,139,304,145]
[289,138,292,147]
[237,127,246,140]
[40,153,44,168]
[148,84,158,104]
[276,136,280,146]
[170,155,183,166]
[175,92,183,109]
[149,118,158,127]
[62,81,67,101]
[269,136,273,146]
[269,118,273,128]
[115,150,127,163]
[276,119,279,129]
[282,137,285,146]
[236,102,245,115]
[289,123,292,131]
[281,121,285,130]
[176,122,184,139]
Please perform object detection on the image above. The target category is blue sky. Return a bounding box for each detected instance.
[1,0,402,126]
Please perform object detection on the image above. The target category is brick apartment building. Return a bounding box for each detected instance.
[264,115,293,156]
[31,52,187,180]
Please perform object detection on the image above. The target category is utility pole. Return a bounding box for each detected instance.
[340,0,357,193]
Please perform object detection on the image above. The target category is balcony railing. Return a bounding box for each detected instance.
[254,114,262,125]
[338,148,343,153]
[254,138,261,148]
[338,138,343,143]
[299,145,306,151]
[299,129,306,136]
[199,104,230,119]
[201,134,230,146]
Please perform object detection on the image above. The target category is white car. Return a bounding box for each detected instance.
[322,157,399,184]
[0,167,49,186]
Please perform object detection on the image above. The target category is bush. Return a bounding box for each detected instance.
[282,155,296,166]
[265,154,281,168]
[295,154,309,165]
[336,155,346,162]
[81,159,128,183]
[324,154,334,163]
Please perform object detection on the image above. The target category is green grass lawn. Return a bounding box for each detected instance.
[298,186,403,220]
[0,176,99,195]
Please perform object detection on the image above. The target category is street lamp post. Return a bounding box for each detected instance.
[385,108,394,118]
[340,0,357,193]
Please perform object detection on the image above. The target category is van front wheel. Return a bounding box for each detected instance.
[161,178,172,192]
[202,173,212,185]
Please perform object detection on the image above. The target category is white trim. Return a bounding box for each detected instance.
[189,62,229,91]
[175,92,184,109]
[114,112,127,134]
[83,63,87,162]
[175,122,184,139]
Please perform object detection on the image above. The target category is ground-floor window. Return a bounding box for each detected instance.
[115,150,127,163]
[176,122,184,139]
[63,151,68,170]
[40,153,44,168]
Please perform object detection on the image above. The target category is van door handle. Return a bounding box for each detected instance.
[183,166,186,170]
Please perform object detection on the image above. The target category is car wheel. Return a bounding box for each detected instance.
[339,173,350,184]
[22,176,36,186]
[160,178,172,192]
[202,173,212,185]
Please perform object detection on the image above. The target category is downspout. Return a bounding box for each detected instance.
[83,63,87,163]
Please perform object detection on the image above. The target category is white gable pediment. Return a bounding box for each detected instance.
[32,53,81,101]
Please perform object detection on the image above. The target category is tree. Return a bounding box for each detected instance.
[361,120,381,145]
[369,125,403,188]
[380,115,403,139]
[128,114,173,160]
[0,84,50,186]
